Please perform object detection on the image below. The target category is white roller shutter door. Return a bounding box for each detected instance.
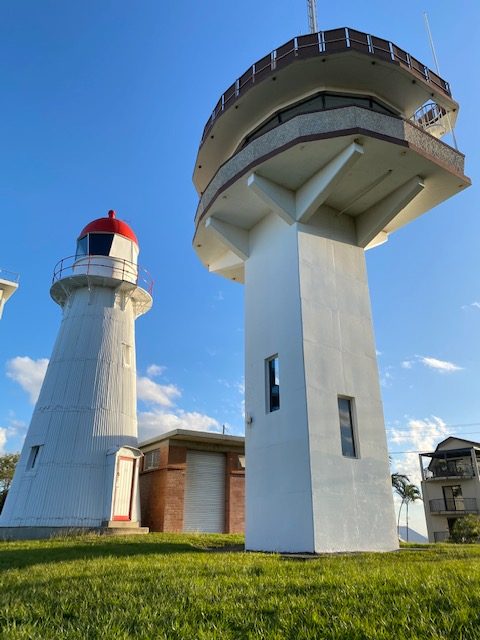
[183,451,226,533]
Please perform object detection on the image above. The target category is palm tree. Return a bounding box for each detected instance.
[391,471,409,494]
[395,482,422,541]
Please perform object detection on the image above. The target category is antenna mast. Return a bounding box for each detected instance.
[307,0,318,34]
[423,12,458,150]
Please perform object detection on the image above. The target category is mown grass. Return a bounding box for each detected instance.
[1,534,480,639]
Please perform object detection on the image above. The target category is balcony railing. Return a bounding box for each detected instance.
[52,255,154,295]
[423,462,475,480]
[429,498,478,513]
[201,26,452,143]
[0,268,20,284]
[434,531,450,543]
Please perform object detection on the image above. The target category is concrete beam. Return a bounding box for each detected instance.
[247,173,296,225]
[248,142,364,225]
[296,142,364,223]
[208,250,245,273]
[356,176,425,248]
[205,217,249,260]
[365,231,389,251]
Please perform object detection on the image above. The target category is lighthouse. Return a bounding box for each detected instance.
[192,29,470,552]
[0,211,152,537]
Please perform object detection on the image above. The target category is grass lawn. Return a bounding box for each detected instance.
[1,534,480,639]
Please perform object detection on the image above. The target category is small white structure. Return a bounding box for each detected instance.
[0,268,19,319]
[192,28,470,553]
[0,211,152,538]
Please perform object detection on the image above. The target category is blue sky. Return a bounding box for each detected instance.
[0,1,479,534]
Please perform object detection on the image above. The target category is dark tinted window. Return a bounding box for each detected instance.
[76,236,88,258]
[88,233,114,256]
[267,356,280,412]
[338,397,357,458]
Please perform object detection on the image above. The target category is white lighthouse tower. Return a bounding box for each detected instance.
[192,28,470,552]
[0,211,152,538]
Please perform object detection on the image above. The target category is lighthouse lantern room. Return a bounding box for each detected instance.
[0,211,152,538]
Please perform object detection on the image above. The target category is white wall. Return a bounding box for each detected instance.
[244,210,398,552]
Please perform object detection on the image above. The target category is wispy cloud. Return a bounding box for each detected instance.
[400,355,463,374]
[6,356,49,403]
[419,356,463,373]
[146,364,166,378]
[462,301,480,310]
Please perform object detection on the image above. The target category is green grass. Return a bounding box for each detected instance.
[1,534,480,639]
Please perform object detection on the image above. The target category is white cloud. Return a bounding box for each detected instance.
[146,364,166,378]
[136,376,181,407]
[6,356,49,403]
[401,360,413,369]
[462,301,480,310]
[419,356,463,373]
[138,409,221,440]
[0,428,7,455]
[389,415,449,486]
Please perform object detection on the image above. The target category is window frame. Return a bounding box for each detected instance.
[266,355,280,413]
[337,396,359,459]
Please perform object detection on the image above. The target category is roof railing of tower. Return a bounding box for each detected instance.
[52,255,154,295]
[0,268,20,284]
[200,27,452,143]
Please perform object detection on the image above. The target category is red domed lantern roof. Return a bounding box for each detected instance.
[78,210,138,245]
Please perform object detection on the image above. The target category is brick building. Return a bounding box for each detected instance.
[139,429,245,533]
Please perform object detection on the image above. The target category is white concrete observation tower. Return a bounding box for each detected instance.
[0,268,19,319]
[192,28,471,553]
[0,211,153,538]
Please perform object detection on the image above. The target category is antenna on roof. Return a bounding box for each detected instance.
[423,12,458,150]
[307,0,318,34]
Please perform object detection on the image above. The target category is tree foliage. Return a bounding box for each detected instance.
[450,515,480,544]
[0,452,20,513]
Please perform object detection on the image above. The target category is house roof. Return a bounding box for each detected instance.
[139,428,245,449]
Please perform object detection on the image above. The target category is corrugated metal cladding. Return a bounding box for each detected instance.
[183,451,226,533]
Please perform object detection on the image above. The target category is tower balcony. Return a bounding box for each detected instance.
[50,255,153,315]
[194,27,459,194]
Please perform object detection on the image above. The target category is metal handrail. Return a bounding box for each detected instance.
[430,498,478,513]
[412,101,447,128]
[52,255,154,295]
[423,464,474,480]
[200,27,452,143]
[0,268,20,284]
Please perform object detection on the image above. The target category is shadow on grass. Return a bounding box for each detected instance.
[0,537,244,571]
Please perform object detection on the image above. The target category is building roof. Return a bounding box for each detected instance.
[139,428,245,449]
[436,437,480,450]
[78,210,138,245]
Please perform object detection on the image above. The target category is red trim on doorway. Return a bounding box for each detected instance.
[112,456,136,521]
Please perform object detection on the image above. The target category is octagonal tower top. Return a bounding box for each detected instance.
[193,27,459,194]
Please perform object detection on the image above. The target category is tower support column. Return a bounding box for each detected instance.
[245,211,397,552]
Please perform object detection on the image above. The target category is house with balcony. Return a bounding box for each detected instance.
[420,437,480,542]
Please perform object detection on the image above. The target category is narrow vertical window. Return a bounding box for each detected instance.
[338,397,357,458]
[266,356,280,412]
[27,445,41,470]
[123,343,132,367]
